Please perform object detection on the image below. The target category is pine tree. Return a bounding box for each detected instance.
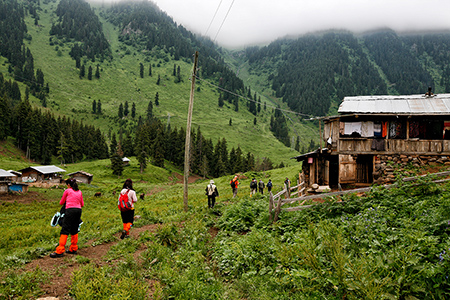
[140,63,144,78]
[95,65,100,79]
[88,65,92,80]
[124,101,129,117]
[97,100,102,114]
[92,99,97,114]
[110,133,117,156]
[111,152,124,178]
[79,64,85,78]
[218,93,224,107]
[156,74,160,85]
[118,103,123,118]
[147,100,153,120]
[155,92,159,106]
[131,102,136,118]
[148,64,152,76]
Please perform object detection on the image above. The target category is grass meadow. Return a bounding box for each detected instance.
[1,142,450,299]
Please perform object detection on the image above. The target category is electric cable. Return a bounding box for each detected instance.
[213,0,235,42]
[204,0,223,36]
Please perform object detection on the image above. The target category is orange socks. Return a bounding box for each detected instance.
[69,234,78,252]
[55,234,68,254]
[123,223,132,235]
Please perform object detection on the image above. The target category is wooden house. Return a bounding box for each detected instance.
[18,165,66,183]
[7,170,21,182]
[293,92,450,188]
[68,171,93,184]
[0,169,14,194]
[122,157,130,166]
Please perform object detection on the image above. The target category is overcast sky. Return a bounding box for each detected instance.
[152,0,450,48]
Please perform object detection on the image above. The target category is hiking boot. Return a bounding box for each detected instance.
[50,252,64,258]
[66,250,77,255]
[120,230,127,240]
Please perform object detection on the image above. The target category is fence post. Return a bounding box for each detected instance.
[269,191,273,222]
[274,187,284,223]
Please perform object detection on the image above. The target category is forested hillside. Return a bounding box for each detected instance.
[234,30,450,117]
[2,0,450,170]
[0,0,305,175]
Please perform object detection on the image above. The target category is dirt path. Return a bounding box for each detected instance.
[24,224,161,299]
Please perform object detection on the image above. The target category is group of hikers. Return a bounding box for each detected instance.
[50,178,138,258]
[50,175,289,257]
[205,175,286,209]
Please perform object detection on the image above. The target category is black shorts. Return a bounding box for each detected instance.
[121,209,135,224]
[61,208,82,235]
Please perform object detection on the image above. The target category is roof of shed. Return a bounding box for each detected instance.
[338,93,450,115]
[19,165,66,174]
[0,169,14,177]
[68,171,93,177]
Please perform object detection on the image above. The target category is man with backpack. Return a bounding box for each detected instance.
[258,179,265,194]
[267,179,273,193]
[230,176,239,198]
[250,178,257,196]
[205,180,219,208]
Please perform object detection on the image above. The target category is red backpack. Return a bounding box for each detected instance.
[118,189,132,212]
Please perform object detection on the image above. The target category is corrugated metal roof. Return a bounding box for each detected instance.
[338,93,450,114]
[0,169,14,177]
[19,165,66,174]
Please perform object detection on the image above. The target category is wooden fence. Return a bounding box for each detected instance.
[269,171,450,223]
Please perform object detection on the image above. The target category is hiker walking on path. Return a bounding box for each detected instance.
[205,180,219,208]
[230,176,239,198]
[258,179,265,194]
[250,178,257,196]
[119,178,138,239]
[284,177,291,198]
[267,179,273,193]
[50,178,84,258]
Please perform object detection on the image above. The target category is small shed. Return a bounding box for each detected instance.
[68,171,93,184]
[0,169,14,194]
[122,157,130,166]
[8,182,29,193]
[7,170,21,182]
[19,165,66,183]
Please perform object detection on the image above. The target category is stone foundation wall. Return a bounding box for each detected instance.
[374,154,450,184]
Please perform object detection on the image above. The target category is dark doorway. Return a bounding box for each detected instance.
[356,155,373,183]
[329,155,339,187]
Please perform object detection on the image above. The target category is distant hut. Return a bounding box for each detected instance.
[68,171,93,184]
[122,157,130,166]
[18,165,66,183]
[7,170,22,182]
[8,182,29,193]
[0,169,14,194]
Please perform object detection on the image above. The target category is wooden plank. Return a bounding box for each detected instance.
[268,192,273,222]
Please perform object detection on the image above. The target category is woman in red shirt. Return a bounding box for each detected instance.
[50,178,84,258]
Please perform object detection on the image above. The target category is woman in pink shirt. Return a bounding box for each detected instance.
[50,178,84,258]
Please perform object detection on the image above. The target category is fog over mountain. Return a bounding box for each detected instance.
[149,0,450,48]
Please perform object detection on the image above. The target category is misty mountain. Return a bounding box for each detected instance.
[237,29,450,117]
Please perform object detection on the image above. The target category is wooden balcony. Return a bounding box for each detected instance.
[337,138,450,155]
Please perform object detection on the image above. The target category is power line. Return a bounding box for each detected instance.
[204,0,223,36]
[213,0,235,42]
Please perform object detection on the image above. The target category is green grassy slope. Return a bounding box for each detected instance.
[0,0,305,166]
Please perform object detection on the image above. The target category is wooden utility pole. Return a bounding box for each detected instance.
[183,51,199,212]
